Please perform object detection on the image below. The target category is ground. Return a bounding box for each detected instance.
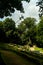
[0,49,37,65]
[0,43,43,65]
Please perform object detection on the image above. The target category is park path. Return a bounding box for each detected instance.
[0,50,36,65]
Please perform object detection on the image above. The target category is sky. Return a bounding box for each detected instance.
[0,0,39,25]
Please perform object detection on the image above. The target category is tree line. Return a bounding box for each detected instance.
[0,17,43,48]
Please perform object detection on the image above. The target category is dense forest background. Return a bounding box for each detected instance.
[0,17,43,48]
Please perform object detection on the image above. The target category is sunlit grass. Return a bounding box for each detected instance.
[35,47,43,52]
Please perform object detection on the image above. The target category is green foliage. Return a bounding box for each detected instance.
[0,21,7,42]
[0,18,22,44]
[18,17,36,45]
[36,17,43,47]
[0,21,3,29]
[18,17,36,33]
[6,30,13,37]
[12,31,22,44]
[3,18,15,32]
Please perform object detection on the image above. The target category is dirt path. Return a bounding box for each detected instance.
[0,50,36,65]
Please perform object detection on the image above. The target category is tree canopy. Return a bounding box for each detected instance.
[3,18,15,32]
[36,16,43,47]
[18,17,36,45]
[0,0,30,18]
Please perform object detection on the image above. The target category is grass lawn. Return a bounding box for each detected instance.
[35,47,43,52]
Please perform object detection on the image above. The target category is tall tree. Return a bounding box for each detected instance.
[18,17,36,45]
[3,18,22,44]
[0,0,30,18]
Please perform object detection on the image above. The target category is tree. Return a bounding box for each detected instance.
[0,21,3,29]
[36,16,43,47]
[6,30,22,44]
[3,18,16,43]
[3,18,22,44]
[0,0,30,18]
[11,31,22,44]
[18,17,36,45]
[0,21,7,42]
[3,18,15,32]
[37,0,43,17]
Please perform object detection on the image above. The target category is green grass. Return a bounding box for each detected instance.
[35,47,43,52]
